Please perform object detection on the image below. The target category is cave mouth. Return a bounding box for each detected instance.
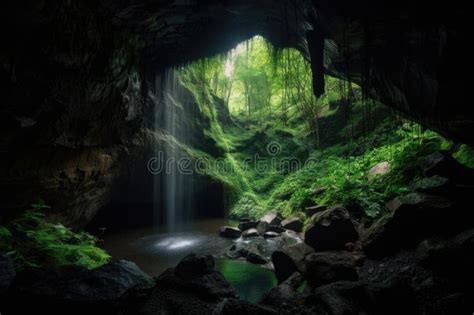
[2,3,474,310]
[88,34,474,303]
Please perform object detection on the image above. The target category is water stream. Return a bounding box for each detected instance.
[153,69,193,231]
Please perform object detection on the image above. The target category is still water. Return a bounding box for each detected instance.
[100,219,278,303]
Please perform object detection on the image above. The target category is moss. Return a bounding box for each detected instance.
[0,202,109,270]
[453,144,474,168]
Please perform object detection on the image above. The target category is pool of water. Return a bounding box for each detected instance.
[100,219,278,303]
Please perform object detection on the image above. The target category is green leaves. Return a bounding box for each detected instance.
[0,206,110,270]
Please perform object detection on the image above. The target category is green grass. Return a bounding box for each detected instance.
[0,201,110,270]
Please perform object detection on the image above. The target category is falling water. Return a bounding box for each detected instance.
[153,69,193,231]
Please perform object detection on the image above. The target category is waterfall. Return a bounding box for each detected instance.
[153,69,193,231]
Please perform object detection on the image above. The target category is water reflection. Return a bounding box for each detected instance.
[101,219,279,302]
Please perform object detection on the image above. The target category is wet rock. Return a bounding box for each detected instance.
[238,220,258,231]
[267,225,286,233]
[219,226,241,238]
[362,192,452,258]
[246,247,268,265]
[0,253,15,294]
[305,206,359,251]
[260,210,283,226]
[368,161,390,182]
[242,228,259,238]
[264,231,280,238]
[256,221,269,235]
[305,205,327,217]
[281,217,303,232]
[305,251,358,288]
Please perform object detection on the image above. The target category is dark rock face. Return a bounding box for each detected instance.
[281,217,303,232]
[312,276,417,315]
[3,260,154,313]
[417,228,474,286]
[305,252,359,288]
[0,253,15,294]
[219,226,242,239]
[305,206,359,251]
[362,192,452,258]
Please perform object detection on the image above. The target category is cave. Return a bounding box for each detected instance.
[1,1,473,314]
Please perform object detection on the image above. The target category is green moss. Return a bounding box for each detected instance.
[453,144,474,168]
[0,202,110,270]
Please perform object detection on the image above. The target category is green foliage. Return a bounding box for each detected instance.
[266,122,446,218]
[0,201,110,270]
[453,144,474,168]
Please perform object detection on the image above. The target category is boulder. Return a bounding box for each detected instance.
[305,205,327,217]
[219,226,241,238]
[0,252,15,294]
[6,260,154,313]
[238,220,258,231]
[263,231,280,238]
[267,225,286,233]
[305,206,359,251]
[157,255,237,301]
[272,242,313,283]
[304,251,358,288]
[410,175,451,195]
[271,251,298,284]
[417,228,474,283]
[260,210,283,226]
[367,161,390,182]
[362,192,452,258]
[423,151,474,184]
[242,228,259,238]
[142,255,239,314]
[246,247,268,265]
[260,273,306,311]
[256,221,269,235]
[281,217,303,232]
[312,276,416,315]
[175,254,215,278]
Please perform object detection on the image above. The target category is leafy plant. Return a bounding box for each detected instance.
[0,201,110,270]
